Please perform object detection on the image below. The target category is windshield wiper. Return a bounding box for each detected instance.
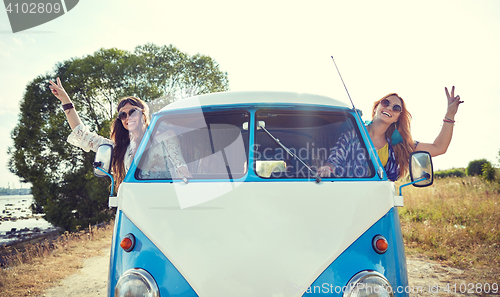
[258,122,321,183]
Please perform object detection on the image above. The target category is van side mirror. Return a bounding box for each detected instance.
[409,151,433,187]
[93,144,116,204]
[93,144,113,178]
[398,151,434,196]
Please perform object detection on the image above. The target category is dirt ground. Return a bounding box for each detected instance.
[39,251,486,297]
[406,255,473,297]
[39,248,110,297]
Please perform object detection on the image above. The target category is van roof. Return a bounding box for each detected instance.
[158,91,351,112]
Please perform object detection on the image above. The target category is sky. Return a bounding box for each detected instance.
[1,0,499,189]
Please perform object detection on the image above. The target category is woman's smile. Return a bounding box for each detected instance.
[376,95,402,123]
[125,116,140,131]
[382,111,392,118]
[119,103,143,131]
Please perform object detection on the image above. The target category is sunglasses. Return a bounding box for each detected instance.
[117,108,143,120]
[380,99,402,113]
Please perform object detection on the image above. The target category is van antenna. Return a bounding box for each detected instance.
[331,56,384,178]
[330,56,360,118]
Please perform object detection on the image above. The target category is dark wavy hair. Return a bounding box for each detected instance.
[372,93,414,179]
[110,96,149,188]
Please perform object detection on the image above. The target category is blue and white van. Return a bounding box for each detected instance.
[93,91,434,297]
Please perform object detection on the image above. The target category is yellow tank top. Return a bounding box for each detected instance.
[377,143,389,167]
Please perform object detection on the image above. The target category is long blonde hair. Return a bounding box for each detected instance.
[372,93,414,178]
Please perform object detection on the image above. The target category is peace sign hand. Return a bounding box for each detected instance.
[49,77,71,104]
[445,86,463,119]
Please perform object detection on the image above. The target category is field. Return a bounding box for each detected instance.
[399,176,500,285]
[0,223,113,297]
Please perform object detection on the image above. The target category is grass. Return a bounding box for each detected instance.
[0,222,113,297]
[398,176,500,284]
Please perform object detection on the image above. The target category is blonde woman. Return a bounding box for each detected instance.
[319,87,463,180]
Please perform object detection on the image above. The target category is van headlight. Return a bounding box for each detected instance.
[343,271,393,297]
[115,268,159,297]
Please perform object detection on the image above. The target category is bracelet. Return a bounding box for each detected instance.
[62,103,74,111]
[444,117,454,122]
[443,118,455,124]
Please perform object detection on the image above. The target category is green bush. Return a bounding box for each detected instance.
[435,168,466,178]
[481,162,497,182]
[466,159,490,176]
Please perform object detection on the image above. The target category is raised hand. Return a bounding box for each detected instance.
[49,77,71,103]
[444,86,463,119]
[49,77,82,129]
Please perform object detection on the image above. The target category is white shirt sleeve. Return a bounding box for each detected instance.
[155,130,187,169]
[67,123,115,153]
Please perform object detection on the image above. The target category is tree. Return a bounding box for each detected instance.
[466,159,490,176]
[8,44,229,231]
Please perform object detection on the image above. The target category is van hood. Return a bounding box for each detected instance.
[119,181,396,297]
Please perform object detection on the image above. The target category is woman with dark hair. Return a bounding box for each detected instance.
[49,77,191,188]
[318,87,463,181]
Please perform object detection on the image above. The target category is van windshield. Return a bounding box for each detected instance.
[136,110,249,180]
[254,109,374,179]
